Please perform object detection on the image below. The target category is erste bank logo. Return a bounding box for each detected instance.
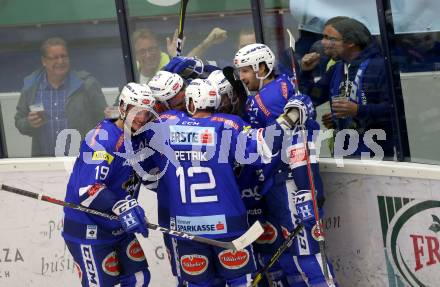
[379,197,440,286]
[169,125,215,146]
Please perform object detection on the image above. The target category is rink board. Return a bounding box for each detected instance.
[0,158,439,286]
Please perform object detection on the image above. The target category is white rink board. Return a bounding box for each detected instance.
[1,158,440,286]
[0,159,176,287]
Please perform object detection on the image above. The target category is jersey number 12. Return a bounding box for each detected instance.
[176,166,217,203]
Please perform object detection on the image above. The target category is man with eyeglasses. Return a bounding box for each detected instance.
[132,28,170,85]
[15,37,107,157]
[300,17,395,158]
[132,27,228,85]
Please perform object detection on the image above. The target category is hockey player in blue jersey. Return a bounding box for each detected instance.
[234,43,337,286]
[147,70,190,287]
[148,69,243,287]
[139,78,302,287]
[209,68,291,286]
[149,69,242,287]
[232,43,299,286]
[62,82,156,287]
[148,70,227,287]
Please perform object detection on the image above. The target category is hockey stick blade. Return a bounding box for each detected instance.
[0,184,261,250]
[231,220,264,250]
[146,222,239,250]
[286,28,295,53]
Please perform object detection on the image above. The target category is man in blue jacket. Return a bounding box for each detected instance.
[300,17,395,158]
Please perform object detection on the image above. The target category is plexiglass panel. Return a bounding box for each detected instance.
[264,0,397,161]
[0,0,126,157]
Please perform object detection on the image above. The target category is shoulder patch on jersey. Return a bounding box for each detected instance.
[210,116,240,130]
[92,150,114,164]
[255,94,271,117]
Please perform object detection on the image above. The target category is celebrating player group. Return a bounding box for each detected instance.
[61,41,339,287]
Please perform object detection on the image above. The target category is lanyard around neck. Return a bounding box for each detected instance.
[344,63,350,97]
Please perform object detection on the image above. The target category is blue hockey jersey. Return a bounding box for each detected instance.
[63,119,149,243]
[140,110,284,239]
[243,74,296,128]
[238,74,325,254]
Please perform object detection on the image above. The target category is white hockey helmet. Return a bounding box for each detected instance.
[233,43,275,79]
[148,71,184,103]
[185,79,220,115]
[207,70,233,100]
[119,82,156,119]
[207,70,238,113]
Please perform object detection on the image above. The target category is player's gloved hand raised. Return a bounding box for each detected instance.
[112,196,149,237]
[276,97,310,130]
[293,190,316,226]
[164,56,220,80]
[164,56,202,78]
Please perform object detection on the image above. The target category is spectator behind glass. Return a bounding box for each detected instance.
[14,37,107,157]
[133,27,228,85]
[300,17,395,158]
[301,17,350,84]
[133,28,169,85]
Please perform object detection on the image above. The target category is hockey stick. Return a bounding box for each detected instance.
[176,0,189,56]
[0,184,263,251]
[286,28,331,282]
[252,224,304,286]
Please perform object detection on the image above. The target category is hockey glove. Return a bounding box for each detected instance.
[112,197,149,237]
[293,190,316,226]
[164,56,219,79]
[163,56,201,78]
[276,98,310,130]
